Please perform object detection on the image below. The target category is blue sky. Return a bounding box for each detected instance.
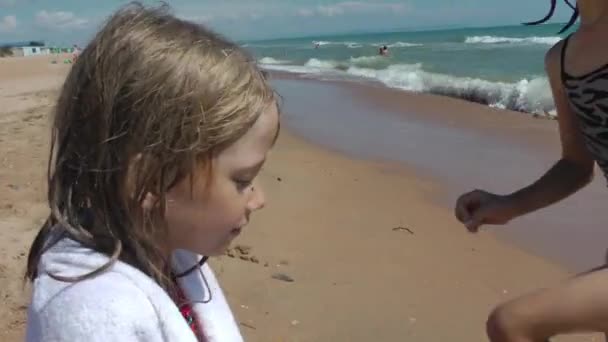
[0,0,573,44]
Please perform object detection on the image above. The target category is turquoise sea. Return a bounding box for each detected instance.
[245,23,574,114]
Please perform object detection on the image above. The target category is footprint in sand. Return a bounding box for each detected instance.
[23,114,44,123]
[0,264,7,279]
[8,316,27,329]
[225,245,261,265]
[12,251,26,261]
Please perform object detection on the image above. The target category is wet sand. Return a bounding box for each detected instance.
[270,73,608,273]
[0,56,603,341]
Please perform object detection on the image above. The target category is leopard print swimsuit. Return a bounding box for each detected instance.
[561,34,608,181]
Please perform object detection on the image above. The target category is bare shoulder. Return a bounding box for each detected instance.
[545,39,567,79]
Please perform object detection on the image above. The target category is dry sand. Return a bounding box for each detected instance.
[0,55,602,341]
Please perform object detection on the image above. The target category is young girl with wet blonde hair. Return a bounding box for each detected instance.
[25,2,279,341]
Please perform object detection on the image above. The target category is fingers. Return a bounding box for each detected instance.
[455,191,477,223]
[465,213,483,233]
[455,194,470,223]
[455,190,485,233]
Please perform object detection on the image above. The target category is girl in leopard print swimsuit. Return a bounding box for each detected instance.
[455,0,608,340]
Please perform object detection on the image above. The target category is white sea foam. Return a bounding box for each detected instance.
[465,35,561,45]
[258,57,290,65]
[260,57,555,114]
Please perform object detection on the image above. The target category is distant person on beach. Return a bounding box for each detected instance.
[455,0,608,340]
[25,3,279,341]
[72,44,81,62]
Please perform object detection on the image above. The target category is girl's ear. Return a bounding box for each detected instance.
[125,153,161,211]
[141,192,159,211]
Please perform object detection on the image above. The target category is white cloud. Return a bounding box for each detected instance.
[297,9,314,17]
[0,0,17,7]
[182,1,408,25]
[300,1,409,17]
[0,15,17,32]
[249,13,261,20]
[180,0,409,32]
[35,10,88,30]
[317,5,344,17]
[181,14,214,23]
[180,1,306,24]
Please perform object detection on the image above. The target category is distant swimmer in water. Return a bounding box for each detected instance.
[379,45,389,56]
[314,42,320,49]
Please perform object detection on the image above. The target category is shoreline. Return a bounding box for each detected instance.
[260,51,555,115]
[268,70,608,273]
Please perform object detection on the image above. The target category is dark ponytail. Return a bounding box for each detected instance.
[522,0,579,34]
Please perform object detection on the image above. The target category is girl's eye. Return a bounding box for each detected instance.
[234,179,252,191]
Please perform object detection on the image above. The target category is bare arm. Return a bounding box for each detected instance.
[504,42,594,218]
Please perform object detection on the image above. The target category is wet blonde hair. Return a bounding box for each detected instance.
[26,2,277,289]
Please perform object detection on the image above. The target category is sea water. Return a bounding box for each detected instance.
[245,23,573,115]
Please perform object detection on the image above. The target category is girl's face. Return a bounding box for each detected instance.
[164,103,279,256]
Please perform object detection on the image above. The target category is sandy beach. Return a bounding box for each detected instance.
[0,55,604,341]
[270,74,608,273]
